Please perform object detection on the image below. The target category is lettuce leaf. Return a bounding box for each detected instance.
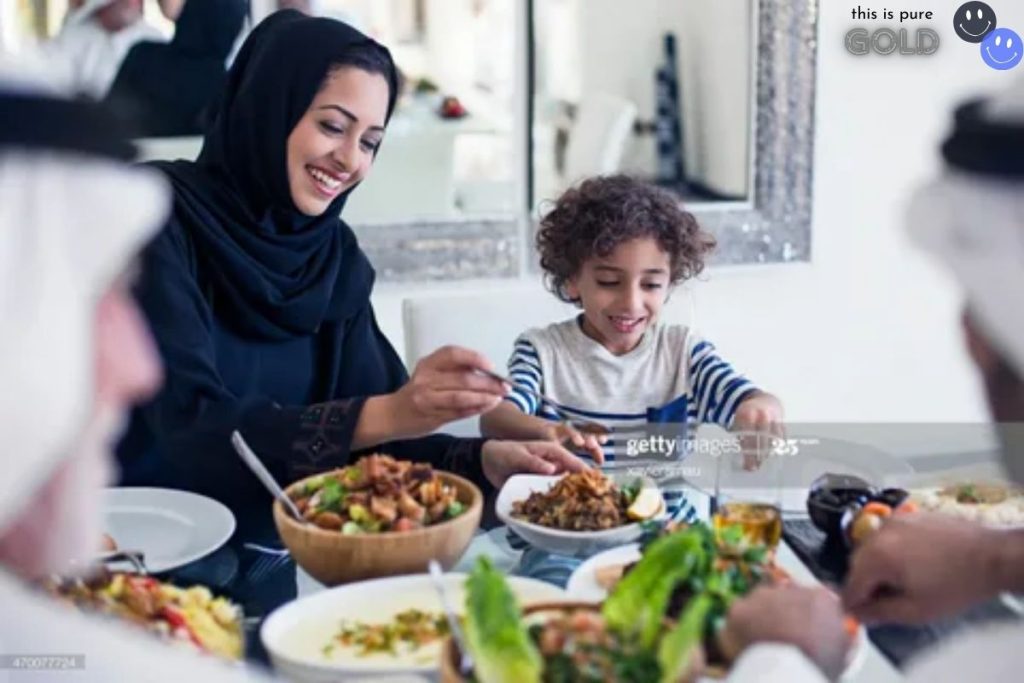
[657,593,713,683]
[602,528,708,649]
[464,557,542,683]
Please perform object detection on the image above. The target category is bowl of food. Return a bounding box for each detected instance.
[44,570,244,660]
[910,481,1024,527]
[261,572,564,682]
[555,523,865,681]
[441,536,861,683]
[440,601,678,683]
[275,454,482,586]
[496,470,666,557]
[806,473,875,538]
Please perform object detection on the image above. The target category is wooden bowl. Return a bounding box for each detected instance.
[274,470,482,586]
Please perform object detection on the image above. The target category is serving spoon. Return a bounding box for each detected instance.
[428,559,474,677]
[230,430,309,525]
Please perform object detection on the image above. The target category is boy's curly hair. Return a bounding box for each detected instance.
[536,175,716,303]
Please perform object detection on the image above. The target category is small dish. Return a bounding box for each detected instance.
[805,473,874,538]
[495,473,665,558]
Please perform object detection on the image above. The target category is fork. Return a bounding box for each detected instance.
[96,549,150,576]
[476,368,610,435]
[243,543,291,584]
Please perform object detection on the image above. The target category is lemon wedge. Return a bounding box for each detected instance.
[627,487,663,521]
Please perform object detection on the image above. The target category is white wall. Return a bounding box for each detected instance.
[369,2,1022,433]
[673,0,752,196]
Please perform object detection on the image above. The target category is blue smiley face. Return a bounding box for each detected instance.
[982,28,1023,70]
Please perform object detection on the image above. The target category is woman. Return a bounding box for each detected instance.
[104,0,248,136]
[0,79,269,681]
[118,11,581,539]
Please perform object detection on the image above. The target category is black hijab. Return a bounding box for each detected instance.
[106,0,247,136]
[150,10,400,341]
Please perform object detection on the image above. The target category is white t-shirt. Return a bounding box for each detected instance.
[504,317,758,520]
[506,317,757,448]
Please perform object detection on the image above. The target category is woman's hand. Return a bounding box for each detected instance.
[354,346,507,448]
[393,346,508,432]
[545,421,607,464]
[480,440,589,488]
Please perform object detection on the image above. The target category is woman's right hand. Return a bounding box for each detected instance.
[384,345,508,439]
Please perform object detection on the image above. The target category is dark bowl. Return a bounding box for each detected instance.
[875,487,910,509]
[806,473,875,538]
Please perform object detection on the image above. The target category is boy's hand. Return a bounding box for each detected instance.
[545,421,607,464]
[732,391,785,469]
[733,390,784,435]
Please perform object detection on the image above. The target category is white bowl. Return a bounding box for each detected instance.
[261,572,564,682]
[495,474,665,558]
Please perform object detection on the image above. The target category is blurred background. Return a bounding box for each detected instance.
[1,0,752,224]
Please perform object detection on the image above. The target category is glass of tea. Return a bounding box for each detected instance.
[711,431,785,553]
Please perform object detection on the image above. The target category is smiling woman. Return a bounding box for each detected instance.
[118,10,588,552]
[287,65,390,216]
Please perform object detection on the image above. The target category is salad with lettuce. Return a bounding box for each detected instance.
[460,523,786,682]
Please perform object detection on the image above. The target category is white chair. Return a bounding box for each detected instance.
[401,283,694,436]
[563,93,638,184]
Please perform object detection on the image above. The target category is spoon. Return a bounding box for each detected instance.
[427,559,474,677]
[230,430,308,525]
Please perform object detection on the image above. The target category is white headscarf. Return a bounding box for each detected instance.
[907,82,1024,380]
[65,0,122,25]
[0,73,277,683]
[43,0,165,99]
[0,89,168,570]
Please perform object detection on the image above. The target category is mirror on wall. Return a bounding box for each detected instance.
[311,0,521,224]
[530,0,754,210]
[2,1,816,280]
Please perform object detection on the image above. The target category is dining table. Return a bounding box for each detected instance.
[164,441,1022,681]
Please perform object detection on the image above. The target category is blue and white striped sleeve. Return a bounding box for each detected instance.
[689,339,758,428]
[504,336,543,415]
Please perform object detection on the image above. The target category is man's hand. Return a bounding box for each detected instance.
[843,513,1016,624]
[719,585,852,681]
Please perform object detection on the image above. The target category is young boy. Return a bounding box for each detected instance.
[481,175,783,520]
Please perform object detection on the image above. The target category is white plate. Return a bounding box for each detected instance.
[261,572,565,681]
[495,474,664,558]
[103,487,236,573]
[910,486,1024,528]
[567,544,868,681]
[566,542,642,602]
